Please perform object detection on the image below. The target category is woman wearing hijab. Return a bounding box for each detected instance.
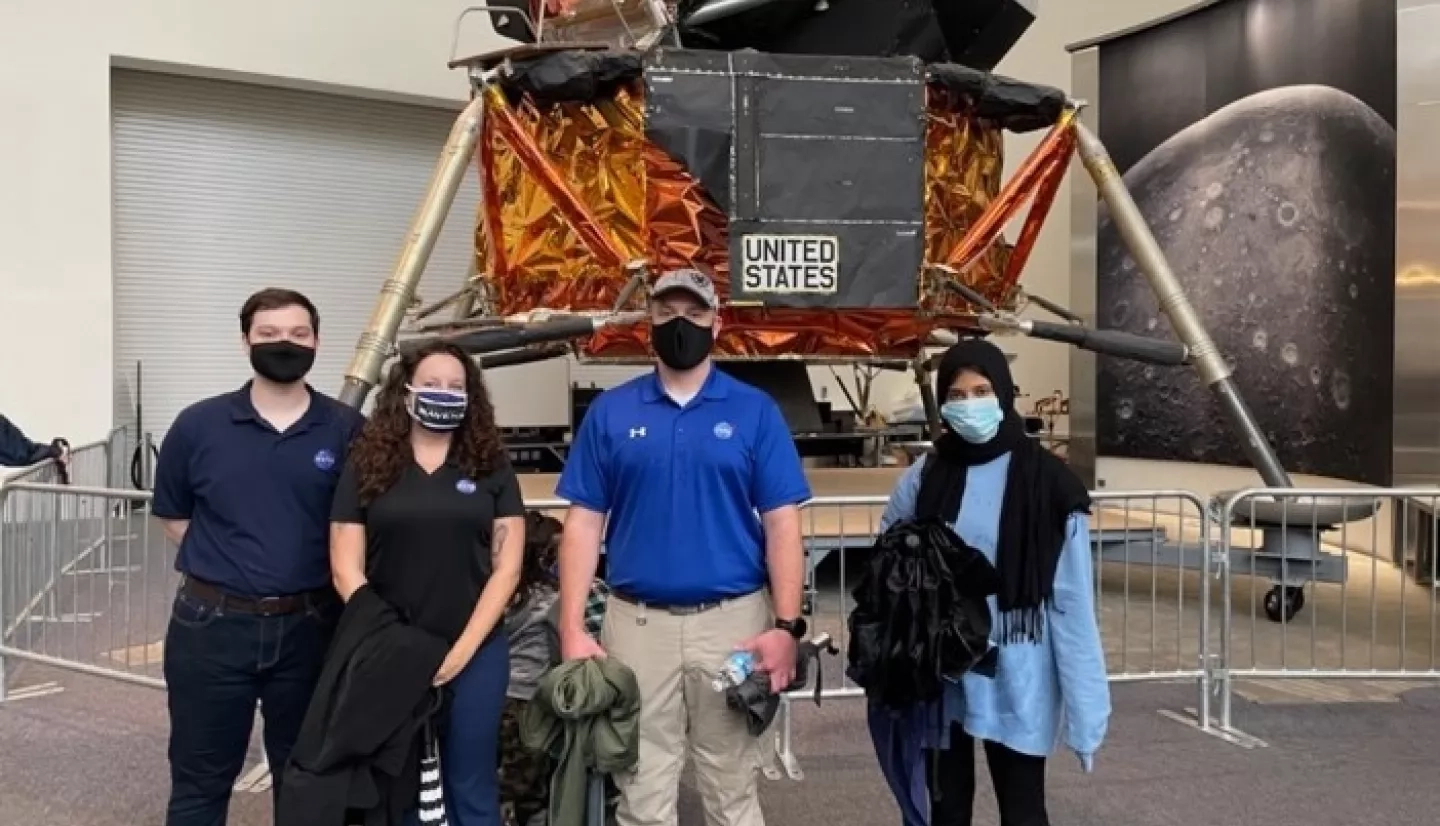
[875,338,1110,826]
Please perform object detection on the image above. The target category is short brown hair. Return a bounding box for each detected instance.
[239,288,320,336]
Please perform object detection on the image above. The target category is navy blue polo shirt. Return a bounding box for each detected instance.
[151,383,366,597]
[556,367,811,604]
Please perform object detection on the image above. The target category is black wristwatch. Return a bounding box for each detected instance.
[774,616,807,639]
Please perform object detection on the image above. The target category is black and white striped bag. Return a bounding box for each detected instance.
[417,722,449,826]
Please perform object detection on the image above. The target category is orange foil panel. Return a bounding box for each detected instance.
[475,83,1012,360]
[477,88,649,317]
[922,86,1013,314]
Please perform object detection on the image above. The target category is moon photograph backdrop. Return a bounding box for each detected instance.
[1094,0,1397,485]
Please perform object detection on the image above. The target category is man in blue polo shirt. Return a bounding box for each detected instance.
[151,287,364,826]
[555,268,811,826]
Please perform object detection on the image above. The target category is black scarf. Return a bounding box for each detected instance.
[913,339,1091,644]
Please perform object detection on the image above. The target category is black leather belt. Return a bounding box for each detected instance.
[609,589,754,616]
[179,576,329,617]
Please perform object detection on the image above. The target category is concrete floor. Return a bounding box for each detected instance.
[4,663,1440,826]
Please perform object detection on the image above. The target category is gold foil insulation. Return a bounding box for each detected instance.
[921,86,1010,315]
[475,79,1029,360]
[476,89,646,316]
[941,107,1077,306]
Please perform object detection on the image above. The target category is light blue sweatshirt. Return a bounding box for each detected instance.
[877,452,1111,766]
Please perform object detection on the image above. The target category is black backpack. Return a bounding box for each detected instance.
[846,517,1000,709]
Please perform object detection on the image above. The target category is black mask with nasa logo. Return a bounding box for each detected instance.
[652,317,714,371]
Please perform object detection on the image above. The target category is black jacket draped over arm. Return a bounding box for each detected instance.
[277,585,450,826]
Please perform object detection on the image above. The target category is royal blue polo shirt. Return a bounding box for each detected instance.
[151,382,366,597]
[556,367,812,604]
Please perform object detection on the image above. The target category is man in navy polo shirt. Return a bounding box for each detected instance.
[555,268,811,826]
[151,287,364,826]
[0,413,69,468]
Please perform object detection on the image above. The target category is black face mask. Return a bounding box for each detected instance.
[249,341,316,385]
[652,317,714,371]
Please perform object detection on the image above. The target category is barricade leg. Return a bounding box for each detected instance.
[768,694,802,781]
[586,771,605,826]
[1199,505,1213,732]
[0,487,8,703]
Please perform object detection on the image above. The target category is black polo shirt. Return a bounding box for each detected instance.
[152,383,366,597]
[330,455,525,644]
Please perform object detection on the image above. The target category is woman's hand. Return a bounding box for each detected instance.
[434,638,479,686]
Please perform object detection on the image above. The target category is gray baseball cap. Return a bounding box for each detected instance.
[651,268,719,309]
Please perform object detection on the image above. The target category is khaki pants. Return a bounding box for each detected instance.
[602,590,771,826]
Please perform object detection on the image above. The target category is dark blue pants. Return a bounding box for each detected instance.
[414,632,509,826]
[163,590,336,826]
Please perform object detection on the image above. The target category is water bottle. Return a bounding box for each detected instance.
[712,650,755,692]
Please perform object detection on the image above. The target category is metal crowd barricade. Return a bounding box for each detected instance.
[103,424,139,491]
[1216,487,1440,732]
[0,482,168,699]
[8,478,1432,770]
[72,432,120,490]
[763,489,1216,778]
[0,432,131,694]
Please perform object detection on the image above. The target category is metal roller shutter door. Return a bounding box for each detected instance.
[111,69,482,440]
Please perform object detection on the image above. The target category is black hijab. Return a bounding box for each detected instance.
[913,339,1091,644]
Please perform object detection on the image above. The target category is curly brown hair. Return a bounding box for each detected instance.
[350,341,507,505]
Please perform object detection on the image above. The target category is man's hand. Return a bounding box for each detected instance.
[738,629,797,694]
[560,628,607,661]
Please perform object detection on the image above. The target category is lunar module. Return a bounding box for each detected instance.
[338,0,1369,624]
[342,0,1198,426]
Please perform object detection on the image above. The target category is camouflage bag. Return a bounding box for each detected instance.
[499,697,551,826]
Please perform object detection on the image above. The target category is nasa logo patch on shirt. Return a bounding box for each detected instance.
[713,421,734,440]
[313,448,337,472]
[456,478,477,495]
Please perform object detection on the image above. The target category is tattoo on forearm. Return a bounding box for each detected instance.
[492,523,509,564]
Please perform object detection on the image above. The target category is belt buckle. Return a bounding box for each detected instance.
[256,596,286,617]
[671,600,719,616]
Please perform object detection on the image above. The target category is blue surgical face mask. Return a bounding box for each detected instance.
[406,385,467,432]
[940,397,1004,444]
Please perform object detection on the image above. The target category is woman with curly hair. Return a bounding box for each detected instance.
[330,340,526,825]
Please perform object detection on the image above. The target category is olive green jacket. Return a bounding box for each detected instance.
[519,657,641,826]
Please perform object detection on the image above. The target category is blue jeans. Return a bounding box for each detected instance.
[413,632,509,826]
[163,589,337,826]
